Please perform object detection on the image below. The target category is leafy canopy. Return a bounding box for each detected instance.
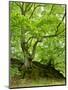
[10,2,65,76]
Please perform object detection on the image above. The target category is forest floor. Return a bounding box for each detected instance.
[10,58,66,88]
[10,77,65,88]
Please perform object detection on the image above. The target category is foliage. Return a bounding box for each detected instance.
[10,2,66,77]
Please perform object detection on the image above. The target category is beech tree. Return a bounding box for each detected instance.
[10,2,66,76]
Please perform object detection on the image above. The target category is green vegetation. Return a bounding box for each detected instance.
[9,2,66,88]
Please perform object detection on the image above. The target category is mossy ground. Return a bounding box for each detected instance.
[10,77,65,88]
[10,60,65,88]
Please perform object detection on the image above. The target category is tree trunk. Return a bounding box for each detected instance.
[21,52,33,78]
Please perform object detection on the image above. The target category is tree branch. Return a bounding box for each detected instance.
[49,5,54,15]
[30,31,65,60]
[25,3,30,12]
[57,28,65,35]
[42,29,65,39]
[29,4,36,19]
[27,36,33,43]
[29,4,45,19]
[21,2,26,15]
[27,35,36,43]
[15,2,22,9]
[43,34,57,38]
[31,39,39,59]
[55,12,66,34]
[26,28,65,44]
[21,2,24,14]
[26,4,33,12]
[16,2,26,16]
[15,2,25,15]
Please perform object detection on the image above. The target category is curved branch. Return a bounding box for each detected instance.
[29,4,45,19]
[26,28,65,44]
[31,31,65,60]
[15,2,22,9]
[55,12,66,34]
[27,35,36,43]
[43,34,64,39]
[15,2,25,15]
[27,36,33,43]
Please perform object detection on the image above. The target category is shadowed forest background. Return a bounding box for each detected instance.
[9,2,66,88]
